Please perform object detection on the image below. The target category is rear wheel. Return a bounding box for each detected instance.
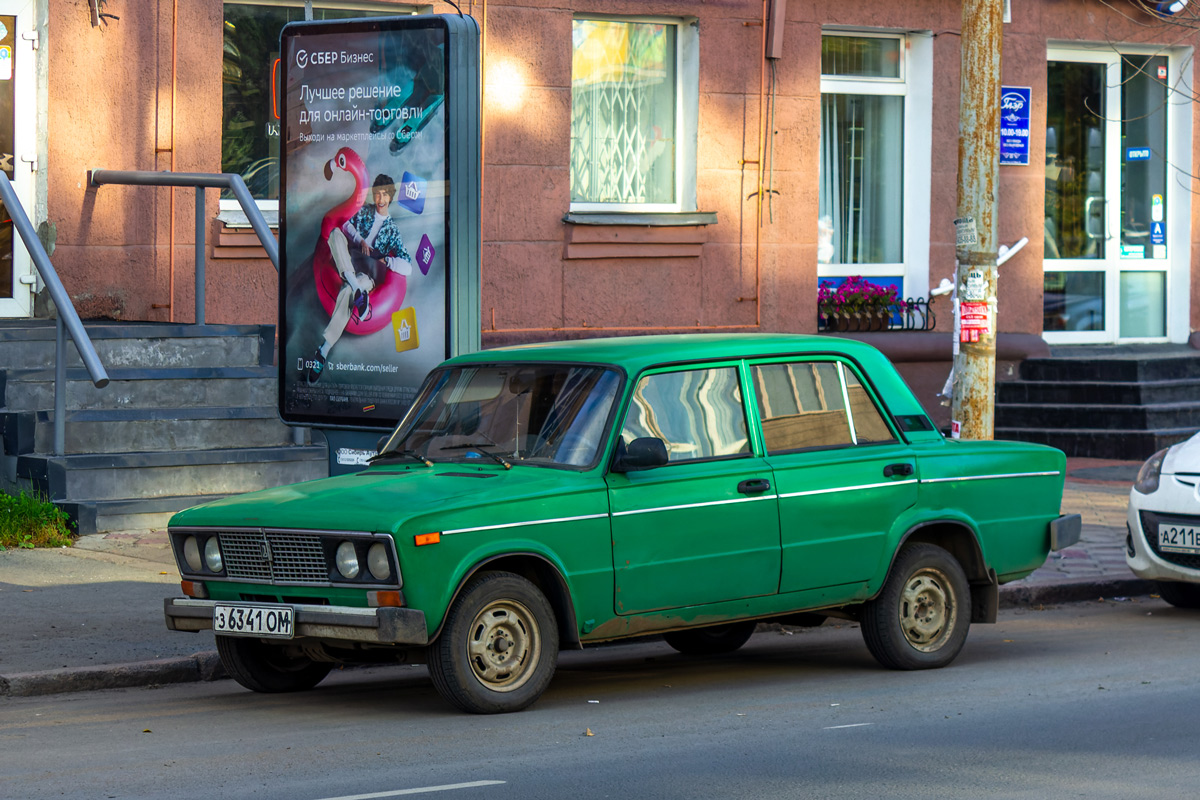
[1156,580,1200,609]
[663,621,758,655]
[861,543,971,670]
[427,571,559,714]
[215,636,333,693]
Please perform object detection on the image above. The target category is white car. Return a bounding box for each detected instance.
[1127,432,1200,608]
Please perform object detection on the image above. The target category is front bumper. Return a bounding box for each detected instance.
[164,598,429,646]
[1126,502,1200,582]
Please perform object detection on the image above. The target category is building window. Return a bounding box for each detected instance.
[817,30,933,305]
[570,17,697,212]
[220,1,415,211]
[819,33,905,267]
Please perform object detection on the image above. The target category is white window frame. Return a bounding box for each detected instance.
[569,15,699,214]
[818,29,932,303]
[1043,41,1193,345]
[218,0,427,225]
[1,0,37,318]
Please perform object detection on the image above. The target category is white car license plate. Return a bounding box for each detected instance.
[214,603,294,639]
[1158,524,1200,555]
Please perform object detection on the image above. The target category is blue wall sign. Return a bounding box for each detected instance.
[1126,147,1152,161]
[1000,86,1031,166]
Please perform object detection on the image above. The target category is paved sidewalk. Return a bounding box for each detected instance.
[0,458,1149,698]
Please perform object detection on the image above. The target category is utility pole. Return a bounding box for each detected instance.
[951,0,1004,440]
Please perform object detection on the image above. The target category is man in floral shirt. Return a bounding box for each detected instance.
[308,173,412,384]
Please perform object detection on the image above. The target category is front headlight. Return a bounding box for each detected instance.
[183,536,202,572]
[367,542,391,581]
[203,537,223,572]
[1134,447,1169,495]
[336,541,361,579]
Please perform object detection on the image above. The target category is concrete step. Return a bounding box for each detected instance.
[1019,354,1200,383]
[0,365,279,411]
[56,494,235,537]
[995,426,1198,461]
[996,377,1200,406]
[0,321,275,370]
[19,445,328,504]
[1,407,295,455]
[995,401,1200,431]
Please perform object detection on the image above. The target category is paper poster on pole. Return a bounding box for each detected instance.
[959,301,990,343]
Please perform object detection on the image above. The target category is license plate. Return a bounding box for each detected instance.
[214,603,295,639]
[1158,524,1200,555]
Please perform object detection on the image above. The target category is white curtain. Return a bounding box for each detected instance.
[818,94,903,264]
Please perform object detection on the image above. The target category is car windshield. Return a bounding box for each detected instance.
[378,364,622,468]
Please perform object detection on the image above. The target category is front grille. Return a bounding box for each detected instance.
[1140,510,1200,571]
[219,530,328,583]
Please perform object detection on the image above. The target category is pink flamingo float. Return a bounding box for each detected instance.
[312,147,406,336]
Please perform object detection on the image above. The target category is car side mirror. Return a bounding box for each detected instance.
[612,437,669,472]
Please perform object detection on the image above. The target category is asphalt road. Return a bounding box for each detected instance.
[2,598,1198,799]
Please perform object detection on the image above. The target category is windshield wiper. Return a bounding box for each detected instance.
[438,442,512,470]
[367,448,434,467]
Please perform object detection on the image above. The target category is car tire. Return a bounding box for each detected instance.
[861,543,971,670]
[427,571,559,714]
[662,621,758,655]
[1156,580,1200,609]
[215,636,333,693]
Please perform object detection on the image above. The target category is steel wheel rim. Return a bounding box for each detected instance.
[465,598,540,692]
[898,567,956,653]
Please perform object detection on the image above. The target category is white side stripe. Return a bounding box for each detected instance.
[443,514,608,536]
[920,471,1061,484]
[441,472,1060,535]
[778,479,918,500]
[611,494,777,518]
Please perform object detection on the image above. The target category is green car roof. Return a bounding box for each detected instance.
[444,333,931,421]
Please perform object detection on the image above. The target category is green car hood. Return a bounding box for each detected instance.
[168,464,586,535]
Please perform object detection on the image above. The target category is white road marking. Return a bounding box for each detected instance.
[823,723,875,730]
[315,781,506,800]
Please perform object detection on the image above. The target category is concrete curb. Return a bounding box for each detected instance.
[0,582,1161,699]
[998,578,1155,608]
[0,651,226,698]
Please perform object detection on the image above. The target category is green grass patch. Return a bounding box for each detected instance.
[0,491,75,550]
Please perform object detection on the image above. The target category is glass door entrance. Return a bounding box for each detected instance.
[0,0,32,318]
[1044,49,1172,342]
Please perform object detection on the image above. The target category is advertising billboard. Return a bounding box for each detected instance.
[278,14,479,430]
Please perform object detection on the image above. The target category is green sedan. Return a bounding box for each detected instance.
[164,334,1080,713]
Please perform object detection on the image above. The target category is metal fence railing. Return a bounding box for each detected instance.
[1,174,109,455]
[88,170,279,325]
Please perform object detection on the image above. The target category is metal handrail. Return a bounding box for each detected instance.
[89,169,302,446]
[88,170,279,325]
[1,173,109,456]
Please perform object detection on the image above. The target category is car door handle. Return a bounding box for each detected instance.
[883,463,914,478]
[737,478,771,494]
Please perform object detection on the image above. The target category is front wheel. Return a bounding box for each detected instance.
[215,636,333,693]
[861,543,971,670]
[663,621,758,655]
[1156,580,1200,609]
[427,571,559,714]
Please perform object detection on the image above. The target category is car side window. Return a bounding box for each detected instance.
[620,367,750,463]
[842,369,896,444]
[752,361,896,454]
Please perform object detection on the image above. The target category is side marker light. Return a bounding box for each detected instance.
[181,580,209,599]
[414,532,442,546]
[367,590,405,607]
